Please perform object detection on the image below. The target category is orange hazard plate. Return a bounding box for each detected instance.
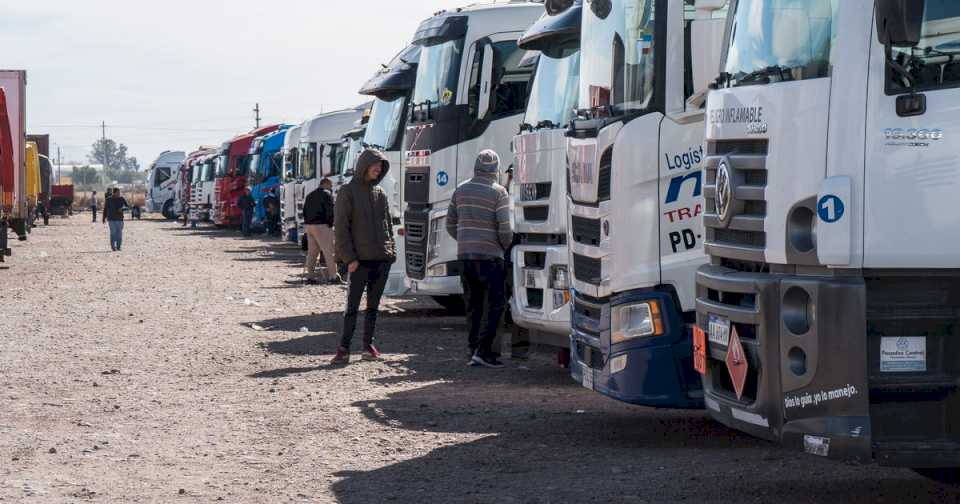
[693,325,706,375]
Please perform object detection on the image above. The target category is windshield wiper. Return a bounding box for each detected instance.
[536,119,559,130]
[732,65,796,87]
[519,122,535,133]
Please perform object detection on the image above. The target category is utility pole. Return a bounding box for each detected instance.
[56,145,61,183]
[101,120,108,174]
[253,103,261,129]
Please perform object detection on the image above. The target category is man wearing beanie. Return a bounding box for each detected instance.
[331,148,397,364]
[446,149,513,368]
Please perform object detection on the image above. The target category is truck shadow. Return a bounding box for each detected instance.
[330,349,957,503]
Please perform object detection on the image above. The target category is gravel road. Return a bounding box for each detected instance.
[2,215,959,503]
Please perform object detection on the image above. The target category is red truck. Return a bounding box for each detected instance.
[49,184,74,216]
[213,125,278,227]
[0,70,27,261]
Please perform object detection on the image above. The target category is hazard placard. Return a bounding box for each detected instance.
[726,326,748,400]
[693,325,706,375]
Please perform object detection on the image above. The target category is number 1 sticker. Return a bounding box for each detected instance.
[818,194,844,223]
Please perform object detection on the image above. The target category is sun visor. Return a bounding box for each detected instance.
[359,45,422,98]
[518,1,582,53]
[412,15,468,46]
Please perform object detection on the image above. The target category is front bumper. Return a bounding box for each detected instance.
[511,244,570,341]
[404,273,462,296]
[695,263,960,466]
[570,291,703,409]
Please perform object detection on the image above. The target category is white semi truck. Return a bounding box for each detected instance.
[280,124,301,242]
[509,1,582,349]
[145,150,186,219]
[294,108,365,248]
[696,0,960,476]
[401,1,543,305]
[190,150,218,222]
[566,0,726,408]
[359,44,421,296]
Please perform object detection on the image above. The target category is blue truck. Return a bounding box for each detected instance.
[247,126,290,235]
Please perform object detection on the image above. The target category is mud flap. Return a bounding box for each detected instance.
[778,277,872,463]
[11,218,26,241]
[0,219,8,260]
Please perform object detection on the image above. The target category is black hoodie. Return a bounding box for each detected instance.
[334,149,396,264]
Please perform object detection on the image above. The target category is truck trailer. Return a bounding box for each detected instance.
[566,0,727,408]
[401,1,543,301]
[695,0,960,477]
[509,0,582,350]
[0,70,28,260]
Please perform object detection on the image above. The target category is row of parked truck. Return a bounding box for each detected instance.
[143,0,960,479]
[0,70,73,262]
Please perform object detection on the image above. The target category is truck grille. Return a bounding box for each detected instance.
[703,139,769,265]
[573,253,602,286]
[571,215,601,247]
[523,206,549,222]
[597,150,611,201]
[404,210,428,279]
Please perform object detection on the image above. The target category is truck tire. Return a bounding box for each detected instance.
[162,200,175,220]
[432,295,465,315]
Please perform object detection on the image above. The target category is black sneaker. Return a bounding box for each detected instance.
[471,353,504,369]
[305,278,321,285]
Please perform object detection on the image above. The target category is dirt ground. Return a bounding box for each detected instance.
[2,215,960,503]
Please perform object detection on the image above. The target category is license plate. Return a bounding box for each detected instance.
[580,363,594,390]
[708,314,731,347]
[523,269,540,289]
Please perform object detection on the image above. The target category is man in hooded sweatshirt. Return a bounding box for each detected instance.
[446,150,513,368]
[331,148,396,364]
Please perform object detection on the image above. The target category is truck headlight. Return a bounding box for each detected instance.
[427,215,445,263]
[611,300,664,344]
[427,263,448,277]
[549,265,570,290]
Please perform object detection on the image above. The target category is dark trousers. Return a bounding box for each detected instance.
[241,208,254,236]
[91,207,97,222]
[460,258,506,357]
[341,261,392,349]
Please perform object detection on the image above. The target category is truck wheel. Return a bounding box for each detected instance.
[432,295,465,315]
[914,468,960,484]
[162,200,175,220]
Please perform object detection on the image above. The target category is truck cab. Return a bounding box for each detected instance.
[192,150,218,222]
[509,0,582,349]
[246,127,290,235]
[146,150,186,219]
[566,0,726,408]
[359,44,421,297]
[280,125,302,242]
[294,108,364,246]
[402,1,543,299]
[696,0,960,475]
[213,125,279,227]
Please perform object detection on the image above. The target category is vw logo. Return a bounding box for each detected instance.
[715,159,734,227]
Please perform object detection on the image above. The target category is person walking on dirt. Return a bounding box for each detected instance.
[90,191,99,223]
[332,149,396,364]
[303,178,338,285]
[103,188,128,251]
[238,187,256,237]
[446,150,513,368]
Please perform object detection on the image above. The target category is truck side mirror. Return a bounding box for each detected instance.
[477,42,496,121]
[876,0,924,47]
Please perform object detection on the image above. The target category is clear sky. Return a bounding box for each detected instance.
[0,0,483,166]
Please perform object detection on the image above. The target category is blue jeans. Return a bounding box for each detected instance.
[108,220,124,251]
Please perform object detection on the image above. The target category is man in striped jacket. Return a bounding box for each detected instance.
[446,149,513,368]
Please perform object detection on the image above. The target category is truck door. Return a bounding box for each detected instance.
[864,3,960,267]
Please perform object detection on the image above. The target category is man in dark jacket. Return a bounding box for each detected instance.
[103,188,129,252]
[303,178,337,284]
[332,149,396,364]
[237,187,256,236]
[446,150,513,368]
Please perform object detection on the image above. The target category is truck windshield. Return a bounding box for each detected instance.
[524,48,580,130]
[579,0,658,116]
[216,153,228,178]
[202,160,215,182]
[412,38,464,107]
[284,147,299,181]
[364,96,406,150]
[722,0,838,87]
[302,143,318,180]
